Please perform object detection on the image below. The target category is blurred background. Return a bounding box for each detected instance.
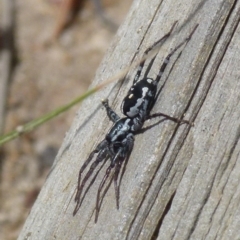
[0,0,132,239]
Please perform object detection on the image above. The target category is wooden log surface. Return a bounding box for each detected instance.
[18,0,240,239]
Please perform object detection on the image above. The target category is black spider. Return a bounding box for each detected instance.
[73,22,198,222]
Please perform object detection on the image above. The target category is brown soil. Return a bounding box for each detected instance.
[0,0,132,239]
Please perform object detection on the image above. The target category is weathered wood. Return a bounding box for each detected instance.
[18,0,240,239]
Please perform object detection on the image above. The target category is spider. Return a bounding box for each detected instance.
[73,22,198,222]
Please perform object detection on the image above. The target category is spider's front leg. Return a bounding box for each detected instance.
[95,133,134,222]
[73,139,108,215]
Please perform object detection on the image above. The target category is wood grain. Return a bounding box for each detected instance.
[18,0,240,239]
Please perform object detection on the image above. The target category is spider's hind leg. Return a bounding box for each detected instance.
[155,24,198,85]
[147,25,199,126]
[133,21,178,84]
[148,112,194,126]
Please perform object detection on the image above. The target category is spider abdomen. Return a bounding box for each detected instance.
[121,78,157,118]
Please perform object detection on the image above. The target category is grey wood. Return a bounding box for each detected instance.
[18,0,240,239]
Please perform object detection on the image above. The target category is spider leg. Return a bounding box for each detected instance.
[147,25,199,124]
[148,112,194,126]
[73,140,108,215]
[155,24,198,85]
[113,133,134,209]
[74,151,97,201]
[74,140,107,201]
[76,158,107,211]
[102,99,120,123]
[95,165,113,222]
[96,170,114,214]
[113,160,123,209]
[95,149,122,222]
[133,21,177,84]
[73,151,107,215]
